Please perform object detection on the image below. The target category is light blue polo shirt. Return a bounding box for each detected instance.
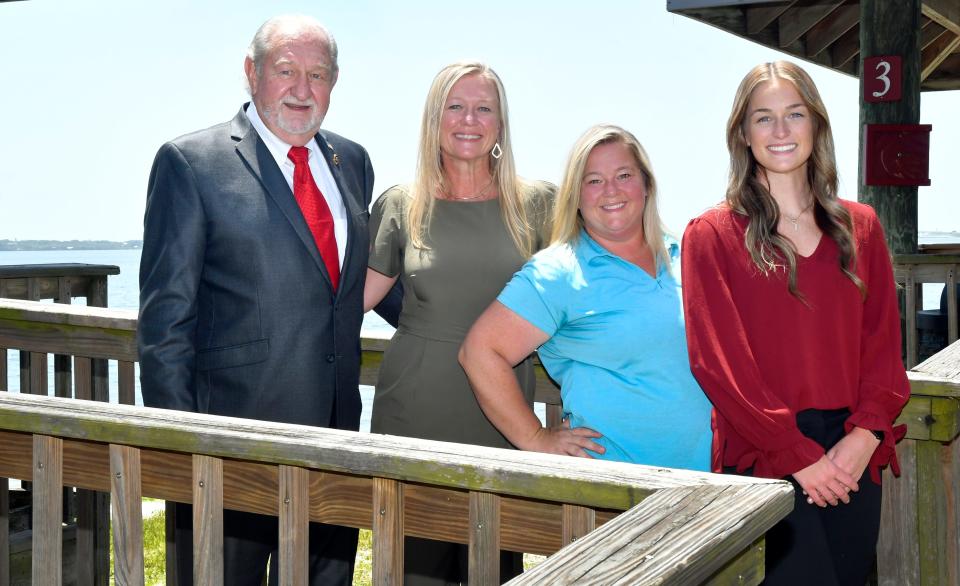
[498,230,712,471]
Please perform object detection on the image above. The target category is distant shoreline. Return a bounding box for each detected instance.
[0,240,142,252]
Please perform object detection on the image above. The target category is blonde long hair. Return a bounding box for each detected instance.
[726,61,863,298]
[552,124,670,272]
[406,61,536,257]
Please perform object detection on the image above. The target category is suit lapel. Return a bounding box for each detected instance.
[315,131,363,296]
[231,109,332,284]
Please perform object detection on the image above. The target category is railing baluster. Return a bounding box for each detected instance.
[372,477,403,584]
[110,445,144,586]
[561,504,596,546]
[905,271,918,368]
[28,352,47,396]
[118,361,136,406]
[947,264,957,344]
[0,348,7,586]
[193,455,224,586]
[278,466,309,586]
[468,491,500,586]
[33,435,64,586]
[73,356,97,585]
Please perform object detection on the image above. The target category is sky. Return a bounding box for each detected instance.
[0,0,957,241]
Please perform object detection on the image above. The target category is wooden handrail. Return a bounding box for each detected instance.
[0,297,794,584]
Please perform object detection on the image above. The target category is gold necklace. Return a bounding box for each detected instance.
[442,178,495,201]
[783,200,814,232]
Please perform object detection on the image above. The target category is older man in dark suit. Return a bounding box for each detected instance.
[138,15,386,585]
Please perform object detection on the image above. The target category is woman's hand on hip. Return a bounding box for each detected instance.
[792,455,858,507]
[526,420,604,458]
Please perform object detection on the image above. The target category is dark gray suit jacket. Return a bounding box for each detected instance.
[138,105,373,431]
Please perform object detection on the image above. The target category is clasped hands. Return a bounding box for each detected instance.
[793,426,881,508]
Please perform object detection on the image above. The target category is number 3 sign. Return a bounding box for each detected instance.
[864,56,902,102]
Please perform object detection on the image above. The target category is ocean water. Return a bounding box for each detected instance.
[0,249,393,432]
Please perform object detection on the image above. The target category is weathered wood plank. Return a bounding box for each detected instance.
[805,3,859,57]
[33,435,64,586]
[908,371,960,398]
[704,536,765,586]
[0,393,771,512]
[193,454,224,586]
[878,439,919,585]
[778,2,844,48]
[917,440,948,584]
[948,265,958,344]
[0,431,614,556]
[746,2,794,35]
[923,0,960,36]
[907,274,919,368]
[29,351,47,395]
[110,444,145,586]
[0,264,119,280]
[468,491,499,586]
[372,477,403,585]
[0,347,6,392]
[0,476,8,586]
[921,30,960,81]
[0,298,135,330]
[118,360,136,406]
[507,483,792,585]
[947,438,960,586]
[278,465,308,586]
[561,504,595,546]
[830,23,860,68]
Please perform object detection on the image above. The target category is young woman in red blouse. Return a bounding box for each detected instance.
[682,61,909,585]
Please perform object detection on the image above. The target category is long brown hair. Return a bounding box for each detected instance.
[726,61,864,298]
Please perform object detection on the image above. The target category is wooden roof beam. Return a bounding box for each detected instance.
[922,0,960,36]
[746,1,795,35]
[805,2,860,57]
[831,22,861,68]
[922,20,949,50]
[779,2,845,48]
[922,31,960,80]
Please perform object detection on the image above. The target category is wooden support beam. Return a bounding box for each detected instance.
[372,478,403,585]
[746,1,795,35]
[779,2,844,48]
[922,21,948,50]
[278,466,309,586]
[110,445,144,586]
[922,31,960,81]
[561,504,596,546]
[831,23,861,68]
[805,3,859,58]
[118,360,136,406]
[923,0,960,36]
[33,435,64,586]
[858,0,922,256]
[468,491,500,586]
[193,455,224,586]
[0,477,8,586]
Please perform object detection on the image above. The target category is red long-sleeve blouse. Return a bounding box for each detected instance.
[682,200,909,483]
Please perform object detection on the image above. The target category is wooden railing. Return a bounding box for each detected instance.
[0,264,119,585]
[894,252,959,368]
[0,298,794,585]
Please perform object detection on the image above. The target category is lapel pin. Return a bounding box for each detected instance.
[332,153,341,166]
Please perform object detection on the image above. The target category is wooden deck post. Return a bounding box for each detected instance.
[857,0,922,255]
[110,445,144,586]
[468,491,500,586]
[33,435,64,586]
[278,466,309,586]
[193,455,224,586]
[372,477,403,584]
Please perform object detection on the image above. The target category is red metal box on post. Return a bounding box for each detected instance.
[863,124,932,186]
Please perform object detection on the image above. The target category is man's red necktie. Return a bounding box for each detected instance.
[288,146,340,291]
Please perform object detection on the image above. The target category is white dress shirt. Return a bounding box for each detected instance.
[245,102,348,268]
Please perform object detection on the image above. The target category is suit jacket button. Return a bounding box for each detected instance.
[326,354,335,363]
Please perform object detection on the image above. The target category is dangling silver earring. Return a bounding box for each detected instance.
[491,142,503,160]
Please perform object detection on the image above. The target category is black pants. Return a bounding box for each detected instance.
[174,506,358,585]
[732,409,882,586]
[403,536,524,586]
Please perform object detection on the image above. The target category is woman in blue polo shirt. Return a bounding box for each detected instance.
[459,124,711,470]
